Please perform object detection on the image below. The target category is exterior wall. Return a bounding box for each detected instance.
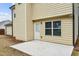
[13,4,27,41]
[32,3,73,45]
[32,3,72,20]
[34,16,73,45]
[12,3,73,45]
[13,3,34,41]
[6,26,12,35]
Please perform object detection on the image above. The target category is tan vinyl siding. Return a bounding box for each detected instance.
[12,3,73,45]
[13,3,34,41]
[13,4,27,41]
[32,3,72,20]
[39,16,73,45]
[26,4,34,41]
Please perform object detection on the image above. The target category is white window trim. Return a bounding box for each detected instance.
[52,20,61,36]
[45,20,61,36]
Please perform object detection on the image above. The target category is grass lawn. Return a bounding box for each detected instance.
[72,49,79,56]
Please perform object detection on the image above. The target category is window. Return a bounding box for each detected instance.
[45,21,61,36]
[14,13,16,18]
[53,21,61,36]
[45,22,52,35]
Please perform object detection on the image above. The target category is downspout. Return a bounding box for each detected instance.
[10,8,13,37]
[72,3,75,46]
[12,9,13,36]
[9,5,15,37]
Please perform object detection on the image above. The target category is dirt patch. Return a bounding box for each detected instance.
[0,47,30,56]
[0,35,30,56]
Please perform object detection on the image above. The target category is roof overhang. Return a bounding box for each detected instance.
[5,24,12,26]
[33,14,72,22]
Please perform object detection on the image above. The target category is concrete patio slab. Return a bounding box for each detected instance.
[10,40,73,56]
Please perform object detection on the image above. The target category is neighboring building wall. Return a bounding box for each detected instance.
[0,20,11,29]
[32,3,72,20]
[6,26,12,35]
[13,4,27,41]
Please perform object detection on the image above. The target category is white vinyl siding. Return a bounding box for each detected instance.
[6,26,12,35]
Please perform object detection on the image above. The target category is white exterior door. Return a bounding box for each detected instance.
[34,23,40,40]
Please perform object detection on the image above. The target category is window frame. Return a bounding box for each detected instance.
[53,21,61,36]
[14,13,16,18]
[45,21,61,36]
[45,22,52,35]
